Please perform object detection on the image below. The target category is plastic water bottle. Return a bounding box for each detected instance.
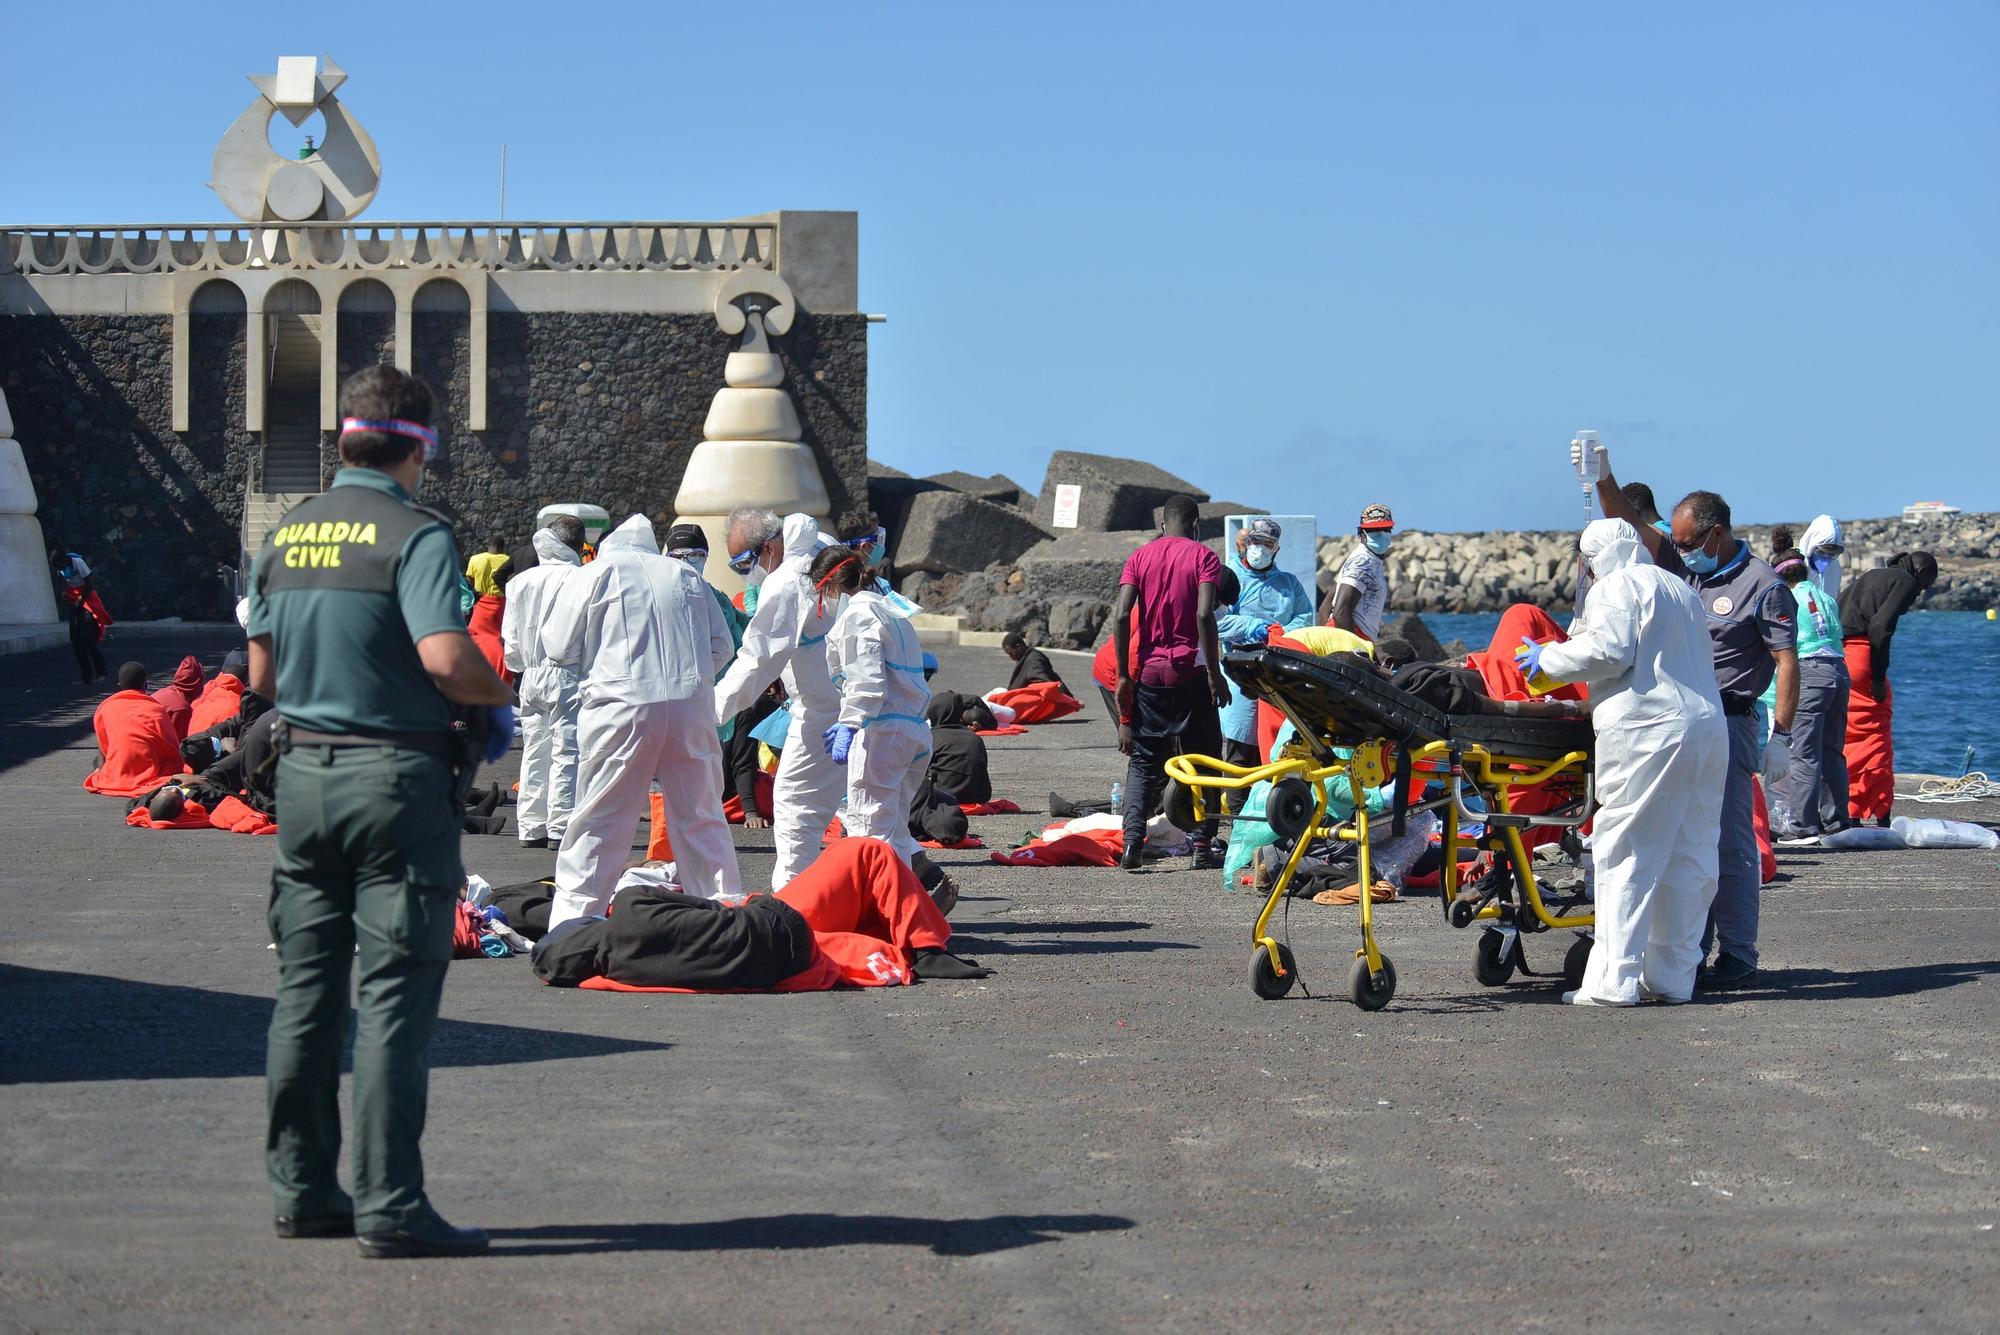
[1110,782,1123,815]
[1962,746,1977,777]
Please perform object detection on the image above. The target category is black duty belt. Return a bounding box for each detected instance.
[281,725,450,758]
[1720,692,1758,718]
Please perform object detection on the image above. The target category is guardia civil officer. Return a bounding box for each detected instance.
[246,366,514,1259]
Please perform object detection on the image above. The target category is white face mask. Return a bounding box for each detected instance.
[1244,542,1276,571]
[743,560,770,590]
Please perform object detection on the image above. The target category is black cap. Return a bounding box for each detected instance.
[666,522,709,552]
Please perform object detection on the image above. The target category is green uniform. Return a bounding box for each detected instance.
[248,467,468,1234]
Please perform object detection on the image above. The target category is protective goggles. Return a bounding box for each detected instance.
[340,417,440,463]
[668,548,708,564]
[727,543,764,574]
[844,526,886,553]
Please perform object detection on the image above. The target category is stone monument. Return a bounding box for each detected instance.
[672,271,829,592]
[210,55,381,223]
[0,387,59,624]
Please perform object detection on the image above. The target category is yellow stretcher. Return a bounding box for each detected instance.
[1164,647,1597,1010]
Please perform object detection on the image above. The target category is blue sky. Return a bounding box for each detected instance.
[5,1,1995,533]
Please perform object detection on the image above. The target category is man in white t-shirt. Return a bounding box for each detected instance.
[1323,503,1395,642]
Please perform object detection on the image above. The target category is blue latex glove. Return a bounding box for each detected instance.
[482,705,516,764]
[1514,636,1546,679]
[823,723,858,765]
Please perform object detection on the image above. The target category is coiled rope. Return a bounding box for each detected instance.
[1895,772,2000,804]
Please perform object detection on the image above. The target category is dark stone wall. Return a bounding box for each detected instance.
[0,314,249,621]
[0,308,867,618]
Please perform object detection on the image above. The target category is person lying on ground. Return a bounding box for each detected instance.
[529,838,990,989]
[84,662,191,796]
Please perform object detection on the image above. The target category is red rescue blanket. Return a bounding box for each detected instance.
[985,681,1082,725]
[467,595,512,686]
[84,691,191,796]
[959,799,1021,815]
[210,795,277,835]
[990,827,1123,867]
[125,797,212,830]
[186,673,246,735]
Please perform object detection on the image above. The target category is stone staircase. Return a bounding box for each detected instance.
[243,313,324,561]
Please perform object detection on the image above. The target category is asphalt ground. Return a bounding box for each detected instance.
[3,631,1996,1332]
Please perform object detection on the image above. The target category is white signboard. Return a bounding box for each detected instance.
[1051,484,1082,529]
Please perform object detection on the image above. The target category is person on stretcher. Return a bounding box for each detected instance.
[527,838,992,989]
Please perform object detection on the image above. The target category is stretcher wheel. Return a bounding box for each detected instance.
[1266,777,1315,841]
[1349,954,1397,1011]
[1163,778,1200,832]
[1249,944,1298,1000]
[1563,935,1593,991]
[1447,898,1478,930]
[1473,930,1515,987]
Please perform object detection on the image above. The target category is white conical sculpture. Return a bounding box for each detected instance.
[673,271,829,593]
[0,388,60,625]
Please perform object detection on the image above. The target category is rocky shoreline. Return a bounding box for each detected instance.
[871,453,1999,648]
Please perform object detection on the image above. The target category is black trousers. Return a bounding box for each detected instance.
[69,611,105,682]
[1123,676,1223,849]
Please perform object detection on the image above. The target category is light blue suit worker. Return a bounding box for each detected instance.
[1217,516,1314,756]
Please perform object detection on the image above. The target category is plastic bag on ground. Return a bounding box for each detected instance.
[1890,817,2000,850]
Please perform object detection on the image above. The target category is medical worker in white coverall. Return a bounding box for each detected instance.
[542,515,739,928]
[713,508,842,889]
[500,521,584,849]
[814,544,933,859]
[1525,518,1728,1006]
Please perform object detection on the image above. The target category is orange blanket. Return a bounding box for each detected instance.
[467,595,512,686]
[186,673,246,734]
[1465,605,1589,704]
[83,691,191,796]
[985,681,1082,725]
[125,797,212,830]
[990,827,1123,867]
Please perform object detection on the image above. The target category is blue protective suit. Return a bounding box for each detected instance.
[1216,559,1313,744]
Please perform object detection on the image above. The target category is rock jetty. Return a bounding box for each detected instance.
[870,452,2000,647]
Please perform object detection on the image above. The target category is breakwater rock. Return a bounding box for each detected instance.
[1314,513,2000,616]
[872,451,2000,642]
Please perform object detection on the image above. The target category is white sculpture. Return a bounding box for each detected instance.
[210,55,381,223]
[672,271,830,592]
[0,388,60,625]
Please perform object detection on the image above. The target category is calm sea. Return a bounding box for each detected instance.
[1421,610,1998,777]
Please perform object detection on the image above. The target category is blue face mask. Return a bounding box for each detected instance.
[1809,553,1836,574]
[1680,540,1721,576]
[1243,542,1276,571]
[1651,520,1673,538]
[1363,531,1393,556]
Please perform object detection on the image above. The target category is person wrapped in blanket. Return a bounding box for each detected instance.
[1220,646,1585,891]
[507,839,991,988]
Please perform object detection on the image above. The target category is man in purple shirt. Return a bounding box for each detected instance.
[1112,495,1230,872]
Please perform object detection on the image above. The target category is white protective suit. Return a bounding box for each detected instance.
[1798,513,1843,603]
[1537,519,1729,1005]
[827,588,933,865]
[542,514,739,928]
[501,529,583,845]
[713,514,840,888]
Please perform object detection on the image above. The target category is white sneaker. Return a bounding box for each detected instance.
[1562,990,1633,1007]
